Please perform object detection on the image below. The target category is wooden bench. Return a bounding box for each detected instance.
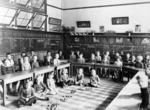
[105,69,144,110]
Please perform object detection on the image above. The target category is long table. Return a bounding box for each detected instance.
[105,68,144,110]
[0,62,71,106]
[0,70,34,106]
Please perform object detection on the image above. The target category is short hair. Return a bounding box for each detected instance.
[6,52,11,56]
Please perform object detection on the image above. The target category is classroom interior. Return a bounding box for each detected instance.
[0,0,150,110]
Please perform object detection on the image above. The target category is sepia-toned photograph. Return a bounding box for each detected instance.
[0,0,150,110]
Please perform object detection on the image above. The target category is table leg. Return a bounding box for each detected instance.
[2,80,6,106]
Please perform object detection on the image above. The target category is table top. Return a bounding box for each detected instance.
[105,71,144,110]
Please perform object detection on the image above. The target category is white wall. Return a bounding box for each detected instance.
[62,0,150,33]
[47,0,62,31]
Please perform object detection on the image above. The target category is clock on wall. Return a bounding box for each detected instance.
[112,17,129,25]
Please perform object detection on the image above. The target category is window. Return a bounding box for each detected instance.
[32,0,44,9]
[33,14,46,28]
[0,7,17,25]
[16,0,29,5]
[17,11,33,27]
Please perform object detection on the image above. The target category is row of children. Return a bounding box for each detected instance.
[10,67,100,108]
[0,51,63,99]
[70,50,149,68]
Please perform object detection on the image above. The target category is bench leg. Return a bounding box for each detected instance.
[2,80,6,106]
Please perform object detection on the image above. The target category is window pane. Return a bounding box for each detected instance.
[32,0,44,8]
[0,6,16,25]
[16,0,28,5]
[6,9,16,17]
[33,14,46,28]
[17,11,33,26]
[2,17,12,24]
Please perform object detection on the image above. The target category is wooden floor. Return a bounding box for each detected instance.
[1,78,125,110]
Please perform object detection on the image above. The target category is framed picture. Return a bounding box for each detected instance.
[112,17,129,25]
[77,21,91,28]
[49,17,62,26]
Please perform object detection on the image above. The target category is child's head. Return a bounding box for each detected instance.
[106,51,110,56]
[59,50,62,55]
[78,68,83,75]
[132,55,136,61]
[116,57,121,62]
[30,50,35,56]
[96,51,100,56]
[76,51,80,55]
[146,55,150,60]
[55,53,59,59]
[33,55,38,62]
[6,53,12,60]
[137,55,143,62]
[91,53,95,59]
[116,53,119,57]
[47,51,51,56]
[24,81,31,89]
[3,59,9,67]
[91,69,96,76]
[126,53,130,58]
[21,52,26,57]
[79,53,83,58]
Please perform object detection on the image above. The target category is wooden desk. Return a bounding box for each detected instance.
[70,62,95,77]
[105,71,144,110]
[0,70,34,106]
[33,66,54,77]
[95,63,121,70]
[122,66,144,81]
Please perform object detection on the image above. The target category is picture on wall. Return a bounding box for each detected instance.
[77,21,91,28]
[99,26,104,32]
[112,17,129,25]
[135,25,141,32]
[49,17,62,25]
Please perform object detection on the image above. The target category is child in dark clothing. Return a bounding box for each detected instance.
[135,55,144,68]
[18,81,36,108]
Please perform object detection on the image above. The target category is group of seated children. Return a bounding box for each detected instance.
[70,50,148,81]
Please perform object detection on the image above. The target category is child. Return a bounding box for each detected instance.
[114,58,123,81]
[144,55,150,69]
[1,59,15,93]
[31,55,40,69]
[95,51,101,63]
[46,72,58,95]
[6,53,14,67]
[75,68,84,86]
[18,81,37,108]
[70,51,76,62]
[34,75,49,101]
[59,50,64,59]
[19,52,26,71]
[21,56,31,71]
[76,50,80,59]
[77,53,85,63]
[135,55,144,68]
[58,68,73,88]
[130,55,136,66]
[90,53,96,63]
[29,50,35,63]
[44,55,52,66]
[44,51,52,62]
[136,71,149,110]
[53,54,60,66]
[124,53,131,64]
[90,69,100,87]
[101,55,109,77]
